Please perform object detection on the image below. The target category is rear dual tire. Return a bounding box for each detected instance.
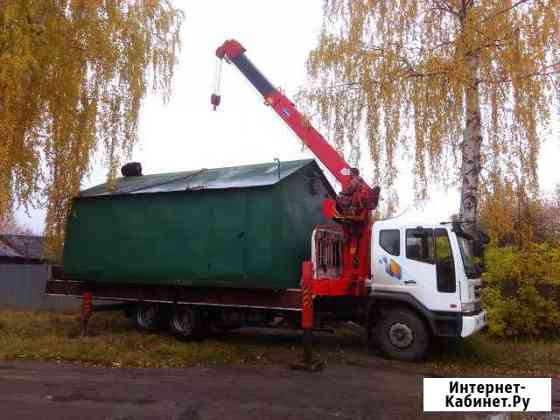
[133,303,164,333]
[133,303,206,340]
[169,306,205,340]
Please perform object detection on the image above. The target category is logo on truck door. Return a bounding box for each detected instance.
[380,255,402,280]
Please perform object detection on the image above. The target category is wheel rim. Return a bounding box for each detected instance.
[388,322,414,349]
[172,310,193,336]
[137,305,157,329]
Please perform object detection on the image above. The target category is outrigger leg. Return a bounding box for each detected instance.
[80,291,93,337]
[291,261,324,372]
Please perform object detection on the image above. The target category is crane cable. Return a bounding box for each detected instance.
[211,57,223,110]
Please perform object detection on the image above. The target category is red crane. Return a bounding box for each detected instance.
[212,39,380,299]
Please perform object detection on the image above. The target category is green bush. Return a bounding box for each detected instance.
[481,243,560,337]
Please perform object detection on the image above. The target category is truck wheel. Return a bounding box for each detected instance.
[375,309,430,362]
[133,303,161,333]
[169,306,203,340]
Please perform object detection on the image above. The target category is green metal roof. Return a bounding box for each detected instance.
[80,159,333,197]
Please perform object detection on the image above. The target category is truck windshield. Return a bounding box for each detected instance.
[457,236,478,279]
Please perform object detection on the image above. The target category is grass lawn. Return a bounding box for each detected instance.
[0,309,558,375]
[0,309,328,368]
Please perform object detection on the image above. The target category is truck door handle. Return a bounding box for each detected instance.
[404,280,416,285]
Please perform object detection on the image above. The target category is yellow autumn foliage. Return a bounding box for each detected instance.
[480,181,560,337]
[301,1,559,204]
[480,179,560,247]
[482,243,560,337]
[0,0,183,259]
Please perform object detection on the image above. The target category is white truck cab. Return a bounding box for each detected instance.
[367,214,487,359]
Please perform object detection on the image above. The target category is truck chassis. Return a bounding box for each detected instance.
[47,267,302,312]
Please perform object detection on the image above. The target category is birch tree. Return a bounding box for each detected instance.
[0,0,183,257]
[302,0,559,232]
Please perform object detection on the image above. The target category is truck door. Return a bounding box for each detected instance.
[372,225,460,312]
[401,226,460,312]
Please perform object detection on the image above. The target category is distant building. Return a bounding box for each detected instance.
[0,235,78,310]
[0,234,44,263]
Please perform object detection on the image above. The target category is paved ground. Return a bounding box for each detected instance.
[0,359,558,420]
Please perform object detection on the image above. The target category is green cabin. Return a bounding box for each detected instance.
[63,159,335,290]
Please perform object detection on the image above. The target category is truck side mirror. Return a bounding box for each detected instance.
[475,261,485,275]
[472,230,490,258]
[478,230,490,245]
[473,240,484,258]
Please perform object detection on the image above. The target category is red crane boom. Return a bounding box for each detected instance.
[216,48,353,189]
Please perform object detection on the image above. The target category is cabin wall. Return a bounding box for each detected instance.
[63,165,333,290]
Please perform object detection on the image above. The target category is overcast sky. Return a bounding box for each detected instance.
[17,0,560,233]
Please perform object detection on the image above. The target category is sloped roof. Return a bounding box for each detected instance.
[0,240,23,258]
[80,159,334,197]
[0,235,44,260]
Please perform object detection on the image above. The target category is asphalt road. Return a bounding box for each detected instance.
[0,360,557,420]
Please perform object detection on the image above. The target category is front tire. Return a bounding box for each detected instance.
[375,309,430,361]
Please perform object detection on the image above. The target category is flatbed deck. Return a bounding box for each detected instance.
[46,267,302,311]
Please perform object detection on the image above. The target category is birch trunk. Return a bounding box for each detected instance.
[459,52,482,235]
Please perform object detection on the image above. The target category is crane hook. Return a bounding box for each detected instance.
[211,93,221,111]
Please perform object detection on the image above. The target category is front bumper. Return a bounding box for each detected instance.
[461,310,487,337]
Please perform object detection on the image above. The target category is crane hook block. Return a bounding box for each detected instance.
[211,93,221,111]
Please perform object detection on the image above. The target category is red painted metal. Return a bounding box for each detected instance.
[301,261,313,329]
[300,260,318,367]
[322,199,337,220]
[81,292,93,319]
[80,291,93,336]
[216,39,245,60]
[214,39,382,300]
[311,219,373,296]
[265,91,355,189]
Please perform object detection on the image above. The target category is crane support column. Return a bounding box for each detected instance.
[291,261,324,371]
[80,291,93,336]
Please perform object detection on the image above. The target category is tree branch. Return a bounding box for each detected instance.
[432,0,460,17]
[482,61,560,85]
[480,0,534,24]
